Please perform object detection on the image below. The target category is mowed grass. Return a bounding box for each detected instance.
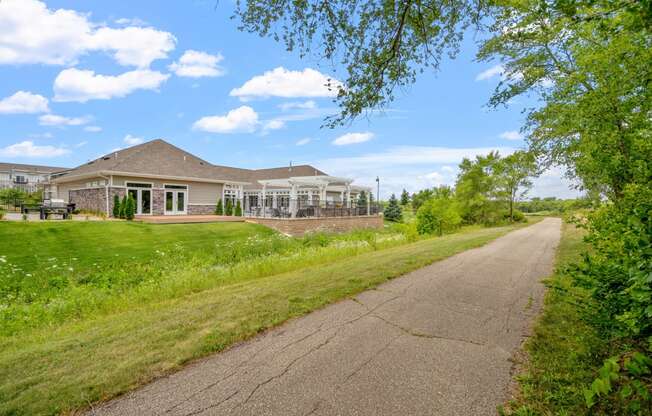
[0,220,274,273]
[0,220,533,415]
[504,221,601,415]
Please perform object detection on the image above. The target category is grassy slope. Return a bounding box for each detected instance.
[0,223,530,415]
[0,221,274,273]
[505,222,600,415]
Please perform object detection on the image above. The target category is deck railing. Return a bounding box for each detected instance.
[244,199,380,218]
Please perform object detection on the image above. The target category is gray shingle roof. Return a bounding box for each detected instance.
[55,139,327,185]
[0,162,68,174]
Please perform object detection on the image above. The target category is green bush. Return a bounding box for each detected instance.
[234,200,242,216]
[416,196,461,236]
[112,195,121,218]
[119,195,127,219]
[568,184,652,412]
[0,210,5,220]
[215,198,223,215]
[225,199,233,216]
[124,195,136,221]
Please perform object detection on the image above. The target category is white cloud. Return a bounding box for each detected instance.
[114,17,148,26]
[279,100,317,111]
[87,26,176,68]
[262,119,285,131]
[332,132,374,146]
[169,50,225,78]
[296,138,312,146]
[193,106,259,134]
[315,145,516,198]
[75,141,88,148]
[0,0,175,67]
[53,68,169,102]
[0,140,69,158]
[39,114,91,126]
[84,126,102,132]
[230,67,342,100]
[476,65,504,81]
[499,130,524,140]
[123,134,144,145]
[0,91,49,114]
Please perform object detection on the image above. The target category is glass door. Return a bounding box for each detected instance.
[164,185,188,215]
[126,184,152,215]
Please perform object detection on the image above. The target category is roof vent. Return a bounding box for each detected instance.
[114,152,118,159]
[102,156,110,160]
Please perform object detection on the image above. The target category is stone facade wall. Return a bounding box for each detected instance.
[247,215,383,237]
[108,187,126,217]
[69,188,107,214]
[188,204,217,215]
[152,189,164,215]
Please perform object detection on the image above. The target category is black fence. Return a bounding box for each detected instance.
[244,199,381,218]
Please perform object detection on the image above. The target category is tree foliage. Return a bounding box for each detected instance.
[234,0,484,126]
[400,189,410,206]
[112,195,121,218]
[495,150,538,221]
[124,195,136,221]
[215,198,223,215]
[455,151,503,224]
[234,199,243,217]
[384,193,402,222]
[225,199,233,216]
[415,191,462,236]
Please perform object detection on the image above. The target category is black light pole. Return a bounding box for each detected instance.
[375,176,380,211]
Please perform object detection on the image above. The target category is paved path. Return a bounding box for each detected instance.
[91,218,561,416]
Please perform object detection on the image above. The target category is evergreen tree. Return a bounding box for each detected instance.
[234,200,242,216]
[225,199,233,216]
[125,195,136,220]
[356,191,367,207]
[120,195,127,219]
[215,198,223,215]
[112,194,121,218]
[383,194,402,222]
[400,189,410,206]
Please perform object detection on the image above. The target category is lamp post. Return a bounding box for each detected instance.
[375,176,380,213]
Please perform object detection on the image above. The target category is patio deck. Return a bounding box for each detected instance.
[135,215,245,224]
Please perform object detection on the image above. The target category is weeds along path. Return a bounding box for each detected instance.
[86,218,561,416]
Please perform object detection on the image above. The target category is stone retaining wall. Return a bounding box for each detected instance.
[247,215,383,237]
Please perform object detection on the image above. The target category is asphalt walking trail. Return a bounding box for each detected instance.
[90,218,561,416]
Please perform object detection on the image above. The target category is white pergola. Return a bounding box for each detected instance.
[250,175,371,217]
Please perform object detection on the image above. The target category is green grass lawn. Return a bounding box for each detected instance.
[503,221,602,415]
[0,219,535,415]
[0,221,275,273]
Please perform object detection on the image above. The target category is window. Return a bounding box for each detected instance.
[86,179,106,188]
[164,184,187,190]
[126,182,152,188]
[14,175,27,184]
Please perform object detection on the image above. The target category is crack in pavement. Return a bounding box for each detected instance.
[179,389,240,416]
[370,314,485,346]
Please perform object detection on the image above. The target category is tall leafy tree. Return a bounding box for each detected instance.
[455,151,502,224]
[495,150,538,221]
[478,0,652,199]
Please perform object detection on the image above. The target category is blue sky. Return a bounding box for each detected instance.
[0,0,578,198]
